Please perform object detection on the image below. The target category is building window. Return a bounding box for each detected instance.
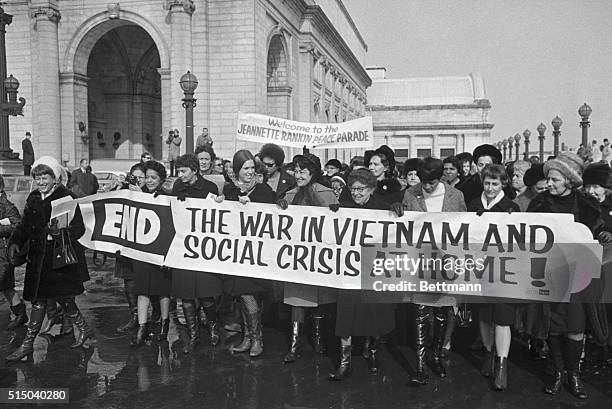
[416,149,432,159]
[394,149,409,159]
[439,148,455,159]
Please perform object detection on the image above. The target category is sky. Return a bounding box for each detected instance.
[344,0,612,151]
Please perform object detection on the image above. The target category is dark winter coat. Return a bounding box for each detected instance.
[0,192,20,290]
[170,175,222,299]
[526,190,608,344]
[22,138,34,166]
[68,168,99,197]
[373,177,403,205]
[272,169,296,200]
[9,184,88,301]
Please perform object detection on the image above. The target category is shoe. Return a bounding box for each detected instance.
[40,301,62,335]
[182,301,199,354]
[249,311,263,358]
[157,319,170,342]
[481,349,494,377]
[365,336,380,374]
[311,315,326,354]
[6,302,45,362]
[208,321,220,346]
[70,310,94,348]
[410,305,429,386]
[131,324,148,347]
[328,343,352,381]
[567,371,587,399]
[493,357,508,391]
[7,303,29,330]
[543,370,564,395]
[284,321,302,363]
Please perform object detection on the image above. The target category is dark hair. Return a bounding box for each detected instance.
[418,157,444,182]
[347,168,377,189]
[325,159,342,169]
[481,164,509,186]
[140,151,152,160]
[25,131,31,136]
[456,152,473,164]
[443,155,461,170]
[259,143,285,167]
[79,158,88,165]
[370,152,394,178]
[175,154,199,173]
[402,158,423,178]
[143,160,167,181]
[232,150,255,175]
[195,144,216,161]
[129,163,145,175]
[349,156,365,169]
[31,164,55,179]
[293,156,321,184]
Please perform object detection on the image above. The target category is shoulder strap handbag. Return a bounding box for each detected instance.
[52,229,79,270]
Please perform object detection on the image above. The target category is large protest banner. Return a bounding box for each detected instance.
[75,191,603,302]
[236,112,374,150]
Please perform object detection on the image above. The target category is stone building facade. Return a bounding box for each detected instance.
[5,0,370,168]
[366,67,493,162]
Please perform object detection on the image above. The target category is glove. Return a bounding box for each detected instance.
[153,190,162,198]
[214,194,225,203]
[598,231,612,244]
[476,208,485,216]
[329,203,340,213]
[176,193,187,202]
[390,202,404,217]
[276,199,289,210]
[507,207,514,214]
[115,250,121,256]
[7,243,20,265]
[238,196,250,205]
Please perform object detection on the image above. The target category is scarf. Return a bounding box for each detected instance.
[292,184,324,206]
[480,189,505,210]
[232,177,258,196]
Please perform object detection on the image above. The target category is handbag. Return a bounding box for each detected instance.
[52,228,78,270]
[456,303,473,328]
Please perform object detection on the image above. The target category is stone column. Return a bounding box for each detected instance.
[432,134,440,158]
[30,3,62,159]
[165,0,194,154]
[409,134,415,158]
[59,73,89,167]
[455,134,463,155]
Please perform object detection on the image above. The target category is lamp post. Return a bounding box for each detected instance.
[537,123,546,162]
[502,139,508,163]
[578,103,592,149]
[523,129,531,160]
[179,71,198,154]
[507,136,514,161]
[551,116,562,156]
[514,133,521,161]
[0,7,26,159]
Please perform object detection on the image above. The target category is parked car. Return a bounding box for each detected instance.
[93,171,126,192]
[3,175,35,214]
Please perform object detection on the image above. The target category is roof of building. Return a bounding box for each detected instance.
[367,72,488,107]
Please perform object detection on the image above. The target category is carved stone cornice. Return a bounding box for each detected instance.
[164,0,195,15]
[30,6,61,23]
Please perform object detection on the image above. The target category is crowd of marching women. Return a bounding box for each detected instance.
[1,140,612,400]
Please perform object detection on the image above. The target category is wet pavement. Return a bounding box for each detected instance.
[0,254,611,409]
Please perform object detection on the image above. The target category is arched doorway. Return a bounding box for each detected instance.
[87,25,161,160]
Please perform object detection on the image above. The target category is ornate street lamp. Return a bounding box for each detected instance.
[551,116,562,156]
[179,71,198,153]
[514,133,521,161]
[523,129,531,160]
[502,139,508,163]
[578,103,592,149]
[507,136,514,161]
[537,122,546,162]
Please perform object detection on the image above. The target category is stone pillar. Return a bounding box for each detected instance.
[432,134,440,158]
[166,0,194,155]
[59,73,89,167]
[158,67,172,163]
[30,3,62,159]
[409,134,415,158]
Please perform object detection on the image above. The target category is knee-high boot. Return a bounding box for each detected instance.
[117,279,138,333]
[201,298,219,346]
[249,302,263,357]
[366,336,381,374]
[565,338,587,399]
[60,299,94,348]
[39,300,61,335]
[410,305,430,385]
[6,301,46,362]
[284,321,302,363]
[431,307,449,378]
[182,300,199,354]
[230,301,252,353]
[543,335,564,395]
[311,315,326,354]
[328,337,352,381]
[7,302,29,330]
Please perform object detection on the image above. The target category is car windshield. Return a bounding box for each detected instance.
[17,178,31,192]
[3,178,16,192]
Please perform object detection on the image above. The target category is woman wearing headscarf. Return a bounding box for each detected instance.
[6,156,93,362]
[528,153,608,400]
[279,153,338,363]
[365,145,403,205]
[223,150,276,357]
[328,168,396,380]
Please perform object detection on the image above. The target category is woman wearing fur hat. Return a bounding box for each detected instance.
[527,152,608,399]
[365,145,403,205]
[6,156,93,362]
[278,153,338,363]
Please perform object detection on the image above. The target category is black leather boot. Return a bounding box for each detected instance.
[565,338,587,399]
[7,302,29,330]
[431,307,448,378]
[543,335,564,395]
[182,300,199,354]
[481,348,494,377]
[201,301,219,346]
[68,309,94,348]
[284,321,302,363]
[131,324,148,347]
[39,300,61,335]
[60,313,74,336]
[328,341,352,381]
[249,308,263,357]
[493,356,508,391]
[410,305,429,386]
[311,315,326,354]
[117,279,138,333]
[169,298,184,327]
[366,336,381,374]
[6,301,46,362]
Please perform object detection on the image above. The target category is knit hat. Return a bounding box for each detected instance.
[473,144,502,164]
[523,163,545,187]
[543,151,584,187]
[583,162,611,188]
[31,156,67,184]
[325,159,342,170]
[330,175,346,186]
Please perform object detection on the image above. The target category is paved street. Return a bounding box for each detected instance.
[0,253,610,409]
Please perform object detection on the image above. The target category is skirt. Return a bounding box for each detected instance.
[171,269,222,299]
[114,256,134,280]
[222,276,268,296]
[132,261,171,296]
[335,289,395,337]
[478,303,515,326]
[549,303,586,334]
